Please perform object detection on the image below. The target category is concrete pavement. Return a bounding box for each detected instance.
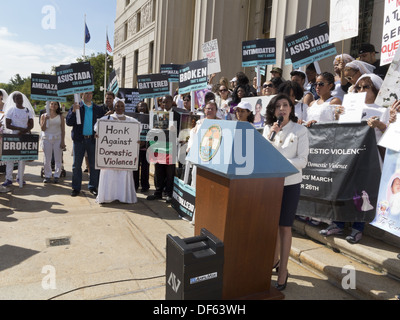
[0,120,398,300]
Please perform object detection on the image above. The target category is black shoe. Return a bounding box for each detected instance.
[71,190,80,197]
[89,188,98,196]
[141,188,150,193]
[275,271,289,291]
[147,194,162,201]
[165,196,173,203]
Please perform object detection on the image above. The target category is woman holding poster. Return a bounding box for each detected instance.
[95,99,139,204]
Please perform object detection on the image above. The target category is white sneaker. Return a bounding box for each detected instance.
[0,186,11,193]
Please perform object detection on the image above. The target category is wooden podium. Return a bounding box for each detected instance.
[186,120,298,300]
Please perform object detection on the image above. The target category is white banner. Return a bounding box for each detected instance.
[329,0,359,43]
[202,39,221,74]
[381,0,400,66]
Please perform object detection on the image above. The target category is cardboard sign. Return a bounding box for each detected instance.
[31,74,66,102]
[172,177,196,221]
[329,0,359,43]
[202,39,221,74]
[285,22,337,69]
[242,38,276,67]
[56,62,95,96]
[108,69,119,95]
[160,64,182,83]
[138,73,170,99]
[179,59,208,94]
[95,120,140,170]
[1,134,39,161]
[376,46,400,107]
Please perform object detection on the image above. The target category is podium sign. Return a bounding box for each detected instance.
[187,120,297,300]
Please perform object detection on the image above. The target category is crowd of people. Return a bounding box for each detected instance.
[0,42,399,294]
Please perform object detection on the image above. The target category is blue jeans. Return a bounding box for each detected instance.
[72,138,99,191]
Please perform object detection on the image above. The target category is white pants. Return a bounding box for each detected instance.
[5,160,25,184]
[42,138,63,179]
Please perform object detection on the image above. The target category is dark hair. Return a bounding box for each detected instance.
[230,84,250,104]
[318,72,335,91]
[290,70,306,80]
[306,63,316,72]
[236,72,250,86]
[278,81,304,101]
[51,101,62,115]
[265,93,298,126]
[106,91,115,98]
[136,101,149,114]
[270,77,284,88]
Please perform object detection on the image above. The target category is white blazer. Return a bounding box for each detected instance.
[263,121,309,186]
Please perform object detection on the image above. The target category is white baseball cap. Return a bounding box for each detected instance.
[236,101,253,112]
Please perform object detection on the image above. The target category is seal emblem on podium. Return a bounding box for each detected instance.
[199,125,222,162]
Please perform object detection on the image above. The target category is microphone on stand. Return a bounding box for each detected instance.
[269,116,284,141]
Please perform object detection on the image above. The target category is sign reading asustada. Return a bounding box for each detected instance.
[285,22,337,69]
[56,62,95,96]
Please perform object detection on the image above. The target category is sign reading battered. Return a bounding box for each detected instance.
[95,120,140,171]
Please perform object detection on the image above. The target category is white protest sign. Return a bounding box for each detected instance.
[381,0,400,66]
[329,0,359,43]
[378,119,400,152]
[95,120,140,170]
[339,92,366,124]
[376,47,400,107]
[202,39,221,74]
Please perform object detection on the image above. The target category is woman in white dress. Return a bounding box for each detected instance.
[95,99,139,204]
[40,101,66,183]
[305,72,342,127]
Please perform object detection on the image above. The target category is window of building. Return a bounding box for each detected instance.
[137,11,141,33]
[148,41,154,74]
[263,0,273,36]
[133,50,139,87]
[350,0,375,58]
[125,0,130,7]
[121,56,126,88]
[124,22,128,41]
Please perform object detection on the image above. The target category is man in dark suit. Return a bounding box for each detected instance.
[66,92,105,197]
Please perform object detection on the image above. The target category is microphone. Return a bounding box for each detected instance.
[269,116,284,141]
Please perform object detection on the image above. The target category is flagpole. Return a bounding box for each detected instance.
[104,26,108,103]
[83,14,86,57]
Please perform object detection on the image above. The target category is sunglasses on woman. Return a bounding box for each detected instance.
[263,84,274,88]
[354,85,371,91]
[316,82,327,87]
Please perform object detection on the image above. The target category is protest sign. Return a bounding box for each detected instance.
[179,59,208,94]
[329,0,359,43]
[95,120,140,171]
[172,176,196,221]
[108,69,119,95]
[376,44,400,107]
[297,123,381,223]
[56,62,94,96]
[1,134,39,161]
[118,88,141,113]
[381,0,400,66]
[137,73,170,99]
[338,92,366,124]
[31,74,66,102]
[371,149,400,238]
[202,39,221,74]
[242,38,276,67]
[160,64,182,83]
[131,113,150,142]
[285,22,337,69]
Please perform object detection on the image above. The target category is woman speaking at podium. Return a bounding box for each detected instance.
[263,93,309,291]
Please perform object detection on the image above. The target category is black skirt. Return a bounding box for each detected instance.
[279,184,301,227]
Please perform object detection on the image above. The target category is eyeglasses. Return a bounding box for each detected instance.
[263,84,274,88]
[355,85,371,91]
[316,82,327,87]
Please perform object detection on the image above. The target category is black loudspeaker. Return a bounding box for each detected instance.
[166,228,224,300]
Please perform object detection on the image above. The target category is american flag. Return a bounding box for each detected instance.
[106,34,113,54]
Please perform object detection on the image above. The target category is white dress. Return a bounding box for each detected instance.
[95,114,138,204]
[305,97,336,123]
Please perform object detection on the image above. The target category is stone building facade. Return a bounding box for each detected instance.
[114,0,385,89]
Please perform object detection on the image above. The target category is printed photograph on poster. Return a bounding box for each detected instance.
[241,96,274,128]
[371,150,400,238]
[118,88,141,113]
[95,120,140,171]
[376,47,400,107]
[150,111,174,130]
